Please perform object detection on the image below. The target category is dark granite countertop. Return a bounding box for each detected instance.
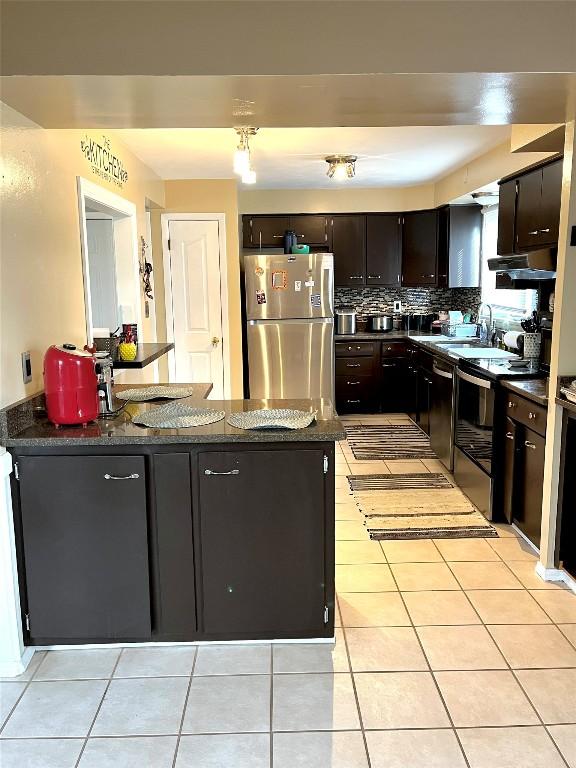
[3,383,345,447]
[557,376,576,415]
[501,378,549,407]
[336,331,478,366]
[112,342,174,369]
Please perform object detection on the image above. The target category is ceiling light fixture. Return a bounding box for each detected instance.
[325,155,357,180]
[233,127,258,181]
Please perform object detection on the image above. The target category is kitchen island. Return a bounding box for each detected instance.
[3,386,344,647]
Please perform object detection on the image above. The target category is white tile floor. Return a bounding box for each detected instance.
[1,413,576,767]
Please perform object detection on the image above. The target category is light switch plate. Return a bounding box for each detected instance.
[21,351,32,384]
[394,300,402,313]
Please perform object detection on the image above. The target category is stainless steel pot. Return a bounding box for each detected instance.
[368,315,393,332]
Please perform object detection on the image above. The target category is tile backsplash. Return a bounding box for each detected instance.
[334,286,482,319]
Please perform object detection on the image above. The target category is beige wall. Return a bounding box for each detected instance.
[0,104,165,408]
[157,180,243,398]
[239,186,435,214]
[434,142,555,207]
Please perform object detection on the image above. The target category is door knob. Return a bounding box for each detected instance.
[212,337,221,346]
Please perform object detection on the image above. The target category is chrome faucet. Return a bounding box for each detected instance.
[477,303,494,343]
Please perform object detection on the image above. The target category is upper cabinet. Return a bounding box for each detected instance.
[497,178,517,256]
[331,215,366,287]
[498,157,563,255]
[242,214,329,248]
[366,214,402,287]
[439,205,482,289]
[401,210,439,287]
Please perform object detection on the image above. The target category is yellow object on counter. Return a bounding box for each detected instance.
[118,341,137,361]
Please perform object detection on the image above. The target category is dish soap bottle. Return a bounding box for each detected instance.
[119,329,137,362]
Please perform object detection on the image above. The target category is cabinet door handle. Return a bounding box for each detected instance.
[204,469,240,476]
[508,401,517,409]
[528,412,537,420]
[505,432,514,441]
[524,441,537,450]
[346,380,361,385]
[349,275,364,280]
[421,273,435,278]
[104,473,140,480]
[381,363,397,368]
[346,362,361,368]
[272,234,283,238]
[540,228,550,233]
[367,274,382,279]
[528,230,539,236]
[346,399,361,404]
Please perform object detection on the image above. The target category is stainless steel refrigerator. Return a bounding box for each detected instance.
[244,252,334,400]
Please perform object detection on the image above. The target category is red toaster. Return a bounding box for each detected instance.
[44,344,99,426]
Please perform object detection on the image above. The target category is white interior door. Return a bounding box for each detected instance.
[167,219,224,398]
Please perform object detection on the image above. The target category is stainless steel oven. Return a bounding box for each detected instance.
[454,367,495,519]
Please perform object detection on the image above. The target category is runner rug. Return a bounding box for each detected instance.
[345,423,436,460]
[347,473,498,540]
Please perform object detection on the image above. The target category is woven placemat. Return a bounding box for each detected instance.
[116,386,198,402]
[227,408,317,430]
[133,405,225,428]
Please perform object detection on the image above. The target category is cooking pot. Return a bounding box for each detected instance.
[368,315,393,332]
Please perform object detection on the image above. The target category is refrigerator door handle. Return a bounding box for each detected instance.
[248,318,333,325]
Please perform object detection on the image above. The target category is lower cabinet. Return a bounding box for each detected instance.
[18,455,151,642]
[381,358,411,413]
[499,396,547,547]
[12,443,334,644]
[196,449,328,638]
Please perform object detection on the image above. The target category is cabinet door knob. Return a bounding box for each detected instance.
[528,412,537,419]
[104,473,140,480]
[508,401,517,408]
[524,441,537,450]
[204,469,240,476]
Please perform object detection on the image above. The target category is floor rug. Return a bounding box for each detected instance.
[347,473,498,540]
[345,423,436,460]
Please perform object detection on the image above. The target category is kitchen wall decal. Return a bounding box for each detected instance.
[80,135,128,188]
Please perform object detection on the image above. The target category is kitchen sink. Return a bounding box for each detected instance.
[435,342,488,349]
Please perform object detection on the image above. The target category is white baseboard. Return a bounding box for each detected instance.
[0,646,35,678]
[535,561,576,593]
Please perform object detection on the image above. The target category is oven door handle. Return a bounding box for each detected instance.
[457,369,493,390]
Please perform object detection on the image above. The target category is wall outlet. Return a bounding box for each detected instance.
[21,351,32,384]
[393,300,402,313]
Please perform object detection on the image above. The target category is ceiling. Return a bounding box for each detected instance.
[116,126,511,188]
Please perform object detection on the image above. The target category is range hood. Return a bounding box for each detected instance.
[488,248,557,280]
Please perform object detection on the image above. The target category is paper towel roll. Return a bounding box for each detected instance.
[503,331,522,351]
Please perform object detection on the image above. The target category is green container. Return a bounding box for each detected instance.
[291,244,310,254]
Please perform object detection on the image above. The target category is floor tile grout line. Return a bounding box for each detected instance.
[171,647,199,768]
[336,594,373,768]
[73,646,124,768]
[383,553,473,768]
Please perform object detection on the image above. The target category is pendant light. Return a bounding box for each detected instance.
[233,127,258,181]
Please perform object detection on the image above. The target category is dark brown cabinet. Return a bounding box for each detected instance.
[499,393,547,547]
[332,215,366,287]
[196,449,328,638]
[290,214,330,246]
[497,178,517,255]
[335,340,378,412]
[242,215,329,248]
[506,158,563,253]
[401,210,439,287]
[366,214,402,286]
[18,455,151,642]
[243,215,290,248]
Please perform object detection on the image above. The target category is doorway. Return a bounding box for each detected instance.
[161,215,229,399]
[77,177,141,345]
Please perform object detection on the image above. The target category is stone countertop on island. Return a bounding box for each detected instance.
[2,384,345,447]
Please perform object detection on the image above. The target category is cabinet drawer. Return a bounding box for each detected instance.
[335,341,376,357]
[336,374,374,398]
[506,392,547,436]
[336,357,374,375]
[381,341,406,357]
